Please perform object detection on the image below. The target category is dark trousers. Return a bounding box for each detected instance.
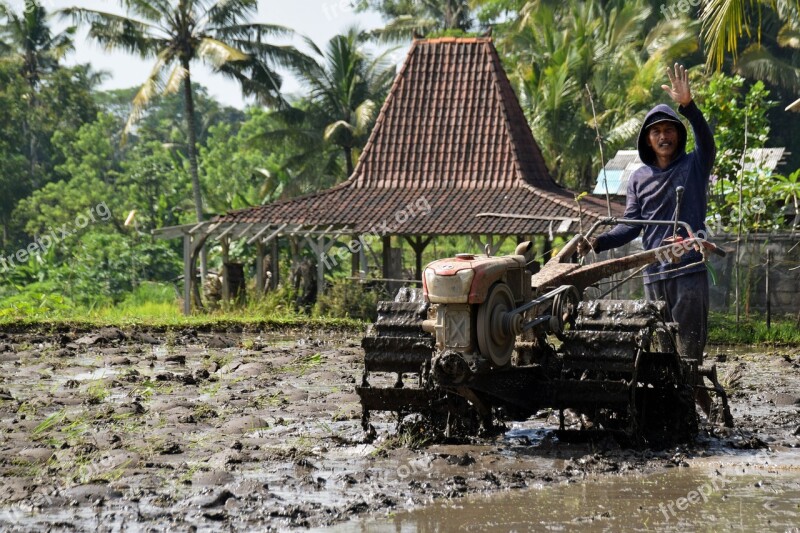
[644,271,709,362]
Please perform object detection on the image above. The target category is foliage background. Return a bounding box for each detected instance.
[0,0,796,324]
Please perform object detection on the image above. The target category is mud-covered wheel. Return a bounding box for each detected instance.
[634,383,697,444]
[421,392,484,439]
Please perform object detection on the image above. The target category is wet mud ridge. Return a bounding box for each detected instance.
[0,328,797,531]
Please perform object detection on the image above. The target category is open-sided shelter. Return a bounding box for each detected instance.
[156,37,622,313]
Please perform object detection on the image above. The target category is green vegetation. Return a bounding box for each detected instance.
[708,312,800,345]
[0,1,796,333]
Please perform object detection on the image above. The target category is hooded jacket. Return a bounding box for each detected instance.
[593,101,716,284]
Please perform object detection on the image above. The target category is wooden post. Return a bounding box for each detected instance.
[304,234,336,295]
[183,233,192,315]
[471,234,507,256]
[404,235,432,280]
[382,235,392,280]
[766,249,771,330]
[317,235,326,294]
[221,236,230,302]
[270,237,279,289]
[351,234,360,277]
[256,240,265,295]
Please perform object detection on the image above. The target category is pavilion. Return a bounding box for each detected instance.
[156,37,622,313]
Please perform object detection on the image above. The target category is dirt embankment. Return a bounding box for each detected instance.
[0,328,797,531]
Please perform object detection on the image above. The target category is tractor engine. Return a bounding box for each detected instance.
[420,242,532,370]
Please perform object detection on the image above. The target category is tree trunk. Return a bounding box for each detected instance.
[182,65,207,280]
[344,146,354,177]
[26,80,38,188]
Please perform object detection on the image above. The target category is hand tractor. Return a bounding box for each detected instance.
[356,216,734,445]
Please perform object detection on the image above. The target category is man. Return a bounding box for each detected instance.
[578,63,715,414]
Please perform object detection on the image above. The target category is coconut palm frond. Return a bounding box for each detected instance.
[197,37,248,69]
[61,7,158,57]
[777,24,800,48]
[736,42,800,90]
[700,0,752,71]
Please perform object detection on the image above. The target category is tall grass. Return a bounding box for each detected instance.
[0,281,364,331]
[1,279,797,345]
[708,312,800,345]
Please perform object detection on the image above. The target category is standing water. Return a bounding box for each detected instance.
[326,459,800,532]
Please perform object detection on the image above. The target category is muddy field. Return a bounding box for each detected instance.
[0,327,797,531]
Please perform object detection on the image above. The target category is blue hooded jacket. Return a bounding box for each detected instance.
[593,101,716,284]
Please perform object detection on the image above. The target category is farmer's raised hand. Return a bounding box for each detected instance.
[661,63,692,107]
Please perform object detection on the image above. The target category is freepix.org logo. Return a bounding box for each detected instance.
[320,196,432,271]
[659,0,702,20]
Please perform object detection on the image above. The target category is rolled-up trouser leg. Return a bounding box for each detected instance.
[644,270,709,362]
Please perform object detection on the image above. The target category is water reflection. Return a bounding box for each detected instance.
[328,468,800,532]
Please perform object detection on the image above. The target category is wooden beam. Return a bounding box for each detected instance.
[234,222,255,239]
[204,221,224,237]
[188,221,208,235]
[300,225,319,239]
[404,235,432,280]
[475,212,580,222]
[260,223,288,245]
[246,224,273,245]
[214,223,236,241]
[153,223,195,240]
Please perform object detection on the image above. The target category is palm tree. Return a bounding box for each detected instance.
[296,28,395,176]
[0,1,75,181]
[700,0,800,90]
[358,0,474,41]
[62,0,307,230]
[481,0,699,189]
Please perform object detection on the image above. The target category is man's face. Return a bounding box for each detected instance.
[647,122,679,162]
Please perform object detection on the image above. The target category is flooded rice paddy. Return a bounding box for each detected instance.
[0,329,796,531]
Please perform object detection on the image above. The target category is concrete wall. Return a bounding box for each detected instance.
[707,233,799,315]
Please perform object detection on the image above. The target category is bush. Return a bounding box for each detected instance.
[56,232,182,307]
[0,281,72,319]
[708,312,800,345]
[314,278,381,321]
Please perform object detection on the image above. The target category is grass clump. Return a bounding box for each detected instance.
[708,312,800,345]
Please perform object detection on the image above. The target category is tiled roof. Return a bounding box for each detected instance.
[216,37,623,235]
[217,186,618,236]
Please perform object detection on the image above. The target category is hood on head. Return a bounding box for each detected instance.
[637,104,687,166]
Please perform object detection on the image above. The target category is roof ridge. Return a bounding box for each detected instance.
[416,37,493,44]
[481,41,527,187]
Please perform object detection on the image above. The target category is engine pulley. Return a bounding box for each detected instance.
[476,283,516,367]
